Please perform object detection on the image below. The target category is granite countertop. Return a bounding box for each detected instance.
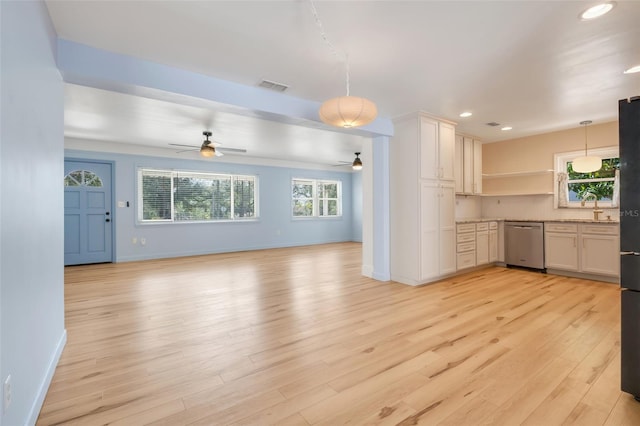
[456,218,619,224]
[456,218,503,224]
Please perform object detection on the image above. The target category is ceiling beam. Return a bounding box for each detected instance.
[56,39,394,137]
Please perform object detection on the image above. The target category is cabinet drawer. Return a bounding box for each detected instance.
[476,222,489,231]
[457,251,476,269]
[457,242,476,253]
[489,221,498,230]
[545,223,578,233]
[457,223,476,233]
[457,232,476,243]
[581,224,619,235]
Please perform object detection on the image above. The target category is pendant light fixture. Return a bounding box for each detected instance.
[572,120,602,173]
[309,1,377,128]
[352,152,363,170]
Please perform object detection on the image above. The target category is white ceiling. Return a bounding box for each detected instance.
[46,0,640,165]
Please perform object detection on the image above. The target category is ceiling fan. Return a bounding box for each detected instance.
[169,131,247,157]
[333,152,363,170]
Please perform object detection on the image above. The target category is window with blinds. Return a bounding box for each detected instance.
[138,169,258,222]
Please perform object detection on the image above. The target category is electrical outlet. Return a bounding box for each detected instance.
[4,375,11,413]
[140,237,146,246]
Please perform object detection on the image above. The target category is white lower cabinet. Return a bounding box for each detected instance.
[456,223,476,270]
[476,223,489,265]
[489,222,498,262]
[456,221,499,270]
[580,226,620,276]
[545,223,579,271]
[545,222,619,278]
[420,182,456,281]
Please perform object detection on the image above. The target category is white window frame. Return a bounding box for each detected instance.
[291,178,342,218]
[137,168,259,223]
[554,147,618,209]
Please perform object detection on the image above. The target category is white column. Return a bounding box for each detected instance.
[362,135,390,281]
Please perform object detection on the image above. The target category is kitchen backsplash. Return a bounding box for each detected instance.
[480,194,620,221]
[455,196,483,219]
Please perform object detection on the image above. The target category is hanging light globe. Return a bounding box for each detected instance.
[319,96,378,129]
[572,155,602,173]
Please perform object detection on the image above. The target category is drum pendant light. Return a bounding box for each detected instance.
[572,121,602,173]
[309,1,377,128]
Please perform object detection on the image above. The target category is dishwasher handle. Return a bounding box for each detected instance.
[621,251,640,256]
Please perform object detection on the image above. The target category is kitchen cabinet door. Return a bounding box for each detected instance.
[454,135,464,193]
[463,137,474,193]
[439,122,456,181]
[473,139,483,194]
[420,182,440,281]
[439,183,456,275]
[476,230,489,265]
[489,229,498,262]
[545,232,579,271]
[581,234,620,276]
[420,117,439,180]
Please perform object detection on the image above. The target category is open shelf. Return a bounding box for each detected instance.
[480,192,554,197]
[482,169,554,179]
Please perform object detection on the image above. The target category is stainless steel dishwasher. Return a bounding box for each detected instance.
[505,221,545,271]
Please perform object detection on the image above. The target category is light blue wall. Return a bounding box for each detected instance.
[352,172,363,242]
[1,2,66,425]
[65,149,357,262]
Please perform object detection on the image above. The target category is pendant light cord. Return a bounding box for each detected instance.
[580,120,592,155]
[308,0,350,96]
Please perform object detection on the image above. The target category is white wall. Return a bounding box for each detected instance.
[0,2,66,425]
[481,194,619,221]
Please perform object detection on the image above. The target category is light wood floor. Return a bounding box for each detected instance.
[38,242,640,425]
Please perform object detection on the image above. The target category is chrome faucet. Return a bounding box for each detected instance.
[581,192,604,220]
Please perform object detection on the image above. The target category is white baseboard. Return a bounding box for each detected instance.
[361,264,374,278]
[27,329,67,425]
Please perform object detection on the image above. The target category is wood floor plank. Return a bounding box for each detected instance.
[36,243,640,425]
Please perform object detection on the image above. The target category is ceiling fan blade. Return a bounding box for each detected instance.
[169,143,200,148]
[170,141,245,156]
[217,147,247,154]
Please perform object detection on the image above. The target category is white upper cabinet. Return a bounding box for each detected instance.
[454,135,464,193]
[454,134,482,194]
[473,139,483,194]
[420,117,455,181]
[439,122,456,181]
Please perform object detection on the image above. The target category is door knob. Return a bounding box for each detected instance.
[106,218,111,223]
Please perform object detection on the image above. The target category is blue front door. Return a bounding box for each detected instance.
[64,160,113,265]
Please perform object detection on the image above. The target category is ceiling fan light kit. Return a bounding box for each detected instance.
[572,120,602,173]
[199,130,222,158]
[352,152,363,170]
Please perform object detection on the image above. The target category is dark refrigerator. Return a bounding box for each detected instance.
[620,96,640,402]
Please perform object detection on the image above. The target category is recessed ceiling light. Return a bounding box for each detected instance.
[459,112,472,118]
[580,2,616,20]
[501,126,513,131]
[624,65,640,74]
